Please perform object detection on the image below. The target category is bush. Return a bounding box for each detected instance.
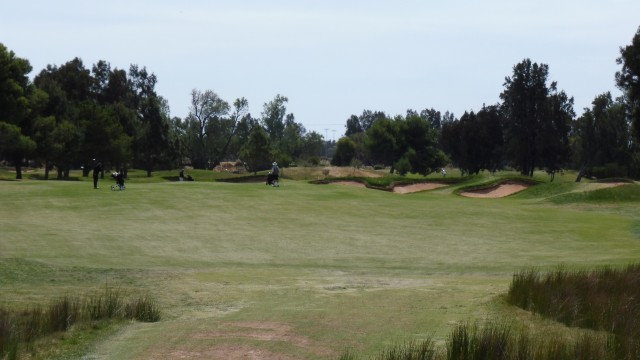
[394,157,411,176]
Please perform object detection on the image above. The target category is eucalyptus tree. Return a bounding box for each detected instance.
[214,97,249,164]
[184,89,230,169]
[261,94,288,144]
[277,113,305,165]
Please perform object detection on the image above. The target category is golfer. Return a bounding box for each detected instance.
[93,160,102,189]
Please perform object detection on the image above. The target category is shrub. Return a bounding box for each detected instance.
[394,157,411,176]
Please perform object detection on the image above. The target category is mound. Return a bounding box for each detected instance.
[460,181,529,198]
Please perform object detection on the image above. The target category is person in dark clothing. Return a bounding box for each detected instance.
[93,160,102,189]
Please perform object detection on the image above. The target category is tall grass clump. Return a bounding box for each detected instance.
[0,309,19,360]
[374,339,438,360]
[124,295,161,322]
[446,322,511,360]
[0,286,161,359]
[47,296,80,332]
[339,339,438,360]
[446,321,615,360]
[339,322,614,360]
[507,264,640,359]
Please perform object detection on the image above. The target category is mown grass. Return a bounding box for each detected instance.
[0,167,639,359]
[549,183,640,204]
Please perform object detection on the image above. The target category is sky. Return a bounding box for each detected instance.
[2,0,639,140]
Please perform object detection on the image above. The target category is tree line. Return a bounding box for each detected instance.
[0,47,325,179]
[1,26,639,180]
[333,27,640,180]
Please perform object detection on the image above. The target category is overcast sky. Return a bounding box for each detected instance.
[2,1,639,139]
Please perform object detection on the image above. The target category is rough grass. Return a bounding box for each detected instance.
[0,287,159,359]
[507,264,640,359]
[0,167,639,359]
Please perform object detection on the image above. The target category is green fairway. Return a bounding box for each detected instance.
[1,171,639,359]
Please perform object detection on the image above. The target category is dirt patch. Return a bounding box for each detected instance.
[186,321,333,359]
[393,183,447,194]
[194,322,311,346]
[460,181,529,198]
[164,345,299,360]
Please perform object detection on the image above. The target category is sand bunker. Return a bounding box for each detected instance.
[332,181,367,188]
[393,183,447,194]
[460,182,529,198]
[331,181,446,193]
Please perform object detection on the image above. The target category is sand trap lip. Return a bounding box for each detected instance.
[393,183,447,194]
[460,181,530,198]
